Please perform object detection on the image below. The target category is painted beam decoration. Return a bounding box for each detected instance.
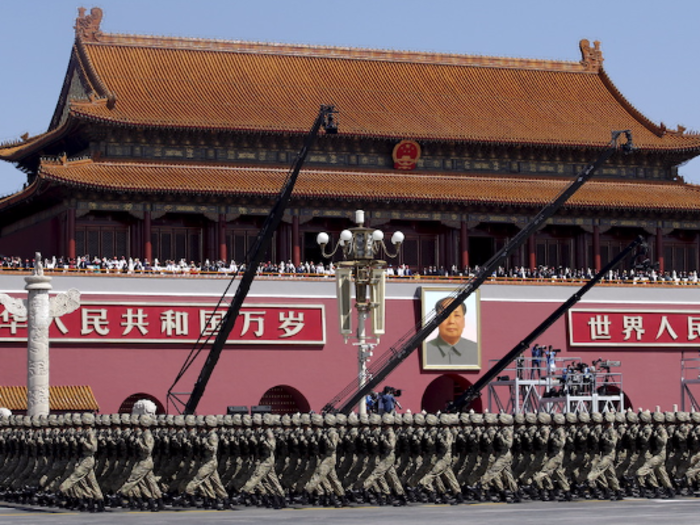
[0,301,326,345]
[569,308,700,347]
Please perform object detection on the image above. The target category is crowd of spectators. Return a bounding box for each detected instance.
[0,254,697,284]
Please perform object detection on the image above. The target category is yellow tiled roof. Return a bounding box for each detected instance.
[0,385,100,412]
[5,30,700,163]
[63,34,699,151]
[35,158,700,213]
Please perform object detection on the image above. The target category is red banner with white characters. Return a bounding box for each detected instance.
[569,309,700,347]
[0,301,326,345]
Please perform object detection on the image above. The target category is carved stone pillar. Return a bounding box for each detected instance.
[0,254,80,417]
[24,271,52,417]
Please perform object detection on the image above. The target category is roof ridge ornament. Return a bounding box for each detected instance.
[75,7,103,42]
[579,39,603,72]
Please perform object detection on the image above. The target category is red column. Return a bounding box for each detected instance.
[460,220,469,270]
[144,211,152,263]
[593,225,601,271]
[219,214,227,262]
[656,227,664,274]
[528,232,536,270]
[66,208,76,260]
[292,215,300,267]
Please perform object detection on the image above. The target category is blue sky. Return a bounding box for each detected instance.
[1,0,700,196]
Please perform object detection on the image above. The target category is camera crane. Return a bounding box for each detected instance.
[167,105,338,415]
[324,130,635,415]
[447,234,644,412]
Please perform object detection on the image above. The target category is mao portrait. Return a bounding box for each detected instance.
[421,287,480,370]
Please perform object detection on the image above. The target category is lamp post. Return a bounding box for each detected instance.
[317,210,404,415]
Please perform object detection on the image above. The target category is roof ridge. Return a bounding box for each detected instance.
[89,32,594,73]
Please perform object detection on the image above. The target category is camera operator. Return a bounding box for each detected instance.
[378,386,402,415]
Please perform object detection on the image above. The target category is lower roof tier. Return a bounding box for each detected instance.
[13,158,699,215]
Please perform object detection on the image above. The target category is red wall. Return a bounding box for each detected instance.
[0,285,692,414]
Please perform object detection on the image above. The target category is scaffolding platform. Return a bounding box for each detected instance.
[487,356,625,414]
[681,357,700,412]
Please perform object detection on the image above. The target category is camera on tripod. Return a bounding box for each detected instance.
[592,358,620,372]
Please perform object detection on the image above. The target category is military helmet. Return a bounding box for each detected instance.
[403,413,414,425]
[335,414,347,426]
[413,413,425,426]
[537,412,551,425]
[565,412,578,424]
[205,415,218,428]
[578,413,590,424]
[591,412,603,424]
[311,413,324,427]
[553,413,566,425]
[639,410,652,424]
[691,412,700,424]
[499,413,514,425]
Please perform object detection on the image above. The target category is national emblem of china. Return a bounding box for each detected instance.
[392,140,421,170]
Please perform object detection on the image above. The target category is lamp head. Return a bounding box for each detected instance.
[316,232,329,247]
[391,231,405,245]
[339,229,353,246]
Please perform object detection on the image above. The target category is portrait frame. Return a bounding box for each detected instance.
[421,286,481,371]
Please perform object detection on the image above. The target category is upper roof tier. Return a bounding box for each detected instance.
[3,7,700,160]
